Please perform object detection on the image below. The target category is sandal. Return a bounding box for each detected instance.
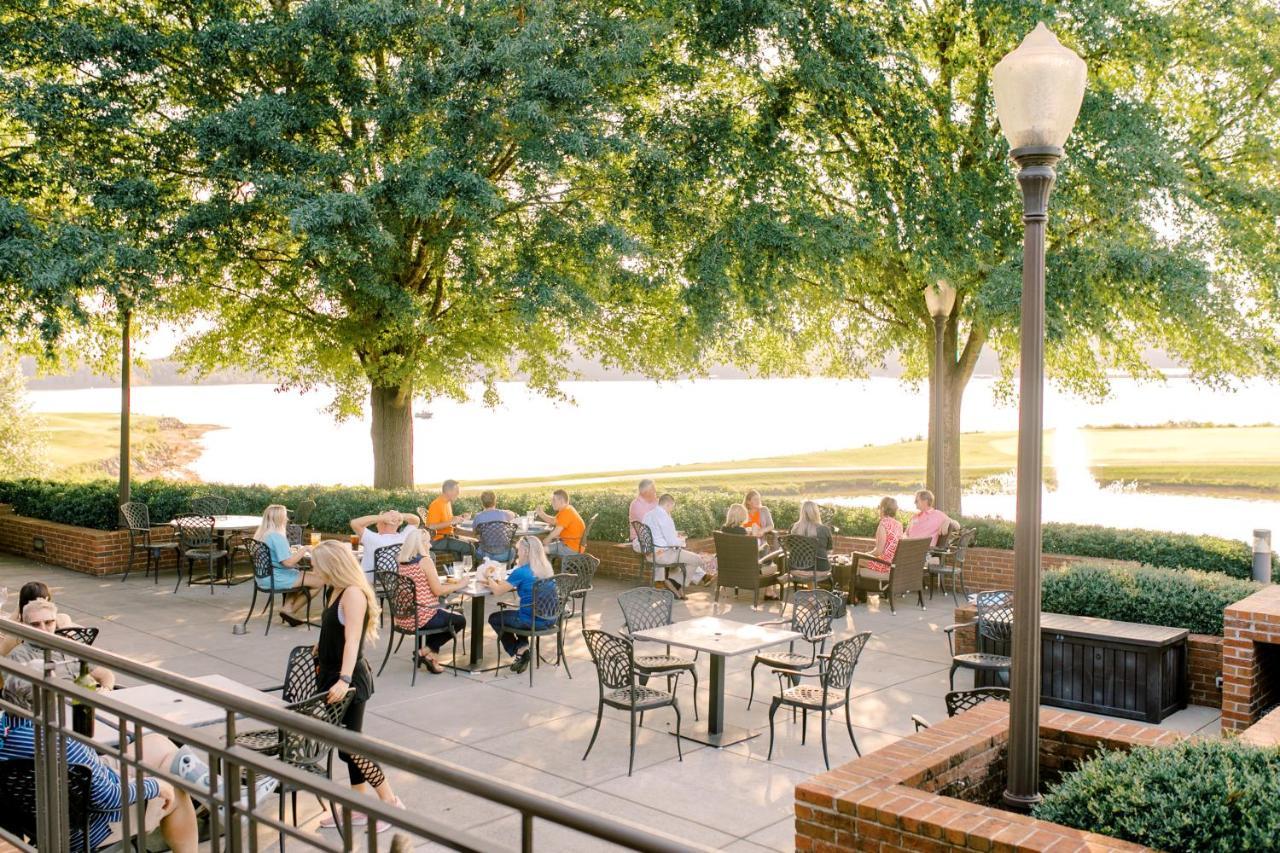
[417,653,444,674]
[280,612,304,627]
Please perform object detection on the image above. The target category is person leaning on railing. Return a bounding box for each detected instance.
[0,581,80,656]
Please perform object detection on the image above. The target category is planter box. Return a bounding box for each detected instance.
[0,504,171,577]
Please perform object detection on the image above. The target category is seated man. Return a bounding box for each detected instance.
[350,508,421,581]
[905,489,959,561]
[4,599,115,710]
[425,480,475,559]
[628,479,659,550]
[640,494,712,598]
[537,489,586,559]
[472,491,516,563]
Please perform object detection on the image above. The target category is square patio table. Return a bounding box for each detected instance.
[631,616,800,748]
[440,579,516,674]
[107,674,285,729]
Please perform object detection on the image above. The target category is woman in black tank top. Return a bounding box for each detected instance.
[309,541,403,827]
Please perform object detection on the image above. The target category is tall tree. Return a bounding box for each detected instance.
[0,355,47,478]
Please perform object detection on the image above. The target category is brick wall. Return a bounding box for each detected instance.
[1221,585,1280,732]
[1240,705,1280,747]
[951,604,1223,709]
[0,505,174,577]
[795,702,1176,852]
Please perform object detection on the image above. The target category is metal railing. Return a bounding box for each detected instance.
[0,620,708,852]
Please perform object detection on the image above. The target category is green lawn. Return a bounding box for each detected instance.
[36,412,167,477]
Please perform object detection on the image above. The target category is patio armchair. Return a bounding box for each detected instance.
[631,521,685,592]
[243,539,313,636]
[617,587,699,720]
[712,531,786,609]
[767,631,872,770]
[849,536,931,613]
[235,644,321,752]
[271,691,355,843]
[780,533,832,601]
[173,514,227,594]
[494,574,574,687]
[928,527,976,605]
[474,520,519,567]
[942,589,1013,690]
[748,590,839,710]
[375,569,459,685]
[119,501,181,584]
[188,494,229,517]
[911,686,1011,731]
[582,630,683,777]
[0,761,96,853]
[561,552,601,633]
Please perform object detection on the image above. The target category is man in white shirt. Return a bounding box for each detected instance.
[640,494,711,596]
[349,508,422,579]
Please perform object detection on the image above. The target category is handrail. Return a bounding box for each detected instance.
[0,619,708,852]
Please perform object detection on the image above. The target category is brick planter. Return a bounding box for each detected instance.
[795,702,1178,852]
[0,504,174,577]
[1222,585,1280,731]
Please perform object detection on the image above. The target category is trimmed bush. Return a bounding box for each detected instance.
[1041,563,1259,636]
[1035,739,1280,852]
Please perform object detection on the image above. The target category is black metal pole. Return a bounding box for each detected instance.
[1002,144,1061,811]
[118,308,131,508]
[931,314,947,513]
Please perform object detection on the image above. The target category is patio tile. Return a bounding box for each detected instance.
[740,815,798,852]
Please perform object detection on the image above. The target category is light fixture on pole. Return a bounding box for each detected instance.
[924,280,957,513]
[991,21,1086,810]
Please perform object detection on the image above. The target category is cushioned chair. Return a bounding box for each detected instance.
[850,536,931,613]
[712,531,785,609]
[582,630,683,776]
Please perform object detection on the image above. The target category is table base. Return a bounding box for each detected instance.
[441,654,507,675]
[649,718,760,749]
[189,571,254,587]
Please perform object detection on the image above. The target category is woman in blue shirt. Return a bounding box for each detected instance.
[253,504,326,625]
[485,536,555,673]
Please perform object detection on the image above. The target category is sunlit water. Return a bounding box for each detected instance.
[26,375,1280,544]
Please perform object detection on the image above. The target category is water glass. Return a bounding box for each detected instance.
[461,555,473,572]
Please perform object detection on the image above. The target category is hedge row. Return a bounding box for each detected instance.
[1041,563,1260,636]
[1035,740,1280,852]
[0,477,1262,578]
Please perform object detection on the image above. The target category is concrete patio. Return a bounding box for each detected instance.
[0,554,1220,852]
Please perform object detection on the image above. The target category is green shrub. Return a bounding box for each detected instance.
[1041,563,1259,636]
[1034,739,1280,852]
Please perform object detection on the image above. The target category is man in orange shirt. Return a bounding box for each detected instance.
[426,479,474,558]
[537,489,586,558]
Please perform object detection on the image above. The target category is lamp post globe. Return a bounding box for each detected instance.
[925,280,957,512]
[992,22,1085,811]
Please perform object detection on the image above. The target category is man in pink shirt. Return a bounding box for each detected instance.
[629,478,659,550]
[906,489,958,546]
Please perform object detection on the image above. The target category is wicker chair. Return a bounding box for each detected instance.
[54,626,100,646]
[119,501,181,584]
[243,539,312,635]
[173,514,227,594]
[188,494,229,516]
[631,521,685,593]
[767,631,872,770]
[943,590,1013,690]
[582,630,683,776]
[375,568,459,684]
[748,590,839,709]
[0,760,95,853]
[712,531,785,609]
[912,687,1011,731]
[780,533,831,600]
[494,574,574,687]
[562,552,601,632]
[617,587,699,720]
[928,527,976,604]
[474,521,519,566]
[849,536,931,613]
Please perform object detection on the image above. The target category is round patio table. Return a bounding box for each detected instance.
[170,515,263,585]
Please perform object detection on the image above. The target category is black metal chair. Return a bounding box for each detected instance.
[119,501,180,583]
[55,626,100,646]
[285,523,304,546]
[943,589,1014,690]
[582,630,683,776]
[188,494,229,516]
[243,539,312,636]
[562,551,601,633]
[850,536,931,613]
[617,587,699,720]
[582,512,599,545]
[494,574,573,686]
[912,686,1011,731]
[375,569,459,685]
[371,543,402,629]
[0,760,95,853]
[235,645,321,752]
[767,631,872,770]
[928,527,976,605]
[749,590,838,710]
[474,520,519,567]
[289,499,316,537]
[272,692,355,846]
[631,521,685,593]
[173,514,227,594]
[780,534,831,601]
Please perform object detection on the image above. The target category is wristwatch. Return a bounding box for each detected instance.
[338,674,352,685]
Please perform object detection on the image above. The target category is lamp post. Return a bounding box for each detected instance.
[924,281,956,513]
[992,22,1086,810]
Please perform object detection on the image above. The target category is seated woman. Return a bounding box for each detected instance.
[394,529,468,673]
[0,581,80,656]
[4,598,115,703]
[721,503,750,535]
[744,490,776,541]
[788,499,834,582]
[721,502,782,597]
[253,505,326,626]
[851,497,904,591]
[485,536,555,674]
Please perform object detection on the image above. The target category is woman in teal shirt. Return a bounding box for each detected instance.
[484,536,555,673]
[253,504,325,625]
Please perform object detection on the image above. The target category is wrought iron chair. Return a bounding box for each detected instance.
[188,494,229,516]
[562,552,601,633]
[582,512,599,545]
[0,760,95,853]
[494,574,574,687]
[235,644,321,752]
[712,530,785,609]
[631,521,685,594]
[375,569,459,685]
[272,691,355,846]
[119,501,181,583]
[943,589,1014,690]
[912,686,1011,731]
[748,590,839,709]
[767,631,872,770]
[928,527,976,605]
[54,626,100,646]
[173,514,227,594]
[582,630,683,776]
[285,523,304,546]
[780,533,831,601]
[617,587,699,720]
[289,499,316,536]
[371,544,402,629]
[474,520,519,567]
[850,536,931,613]
[243,539,312,635]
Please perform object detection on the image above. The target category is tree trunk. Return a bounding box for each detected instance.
[371,383,414,489]
[926,313,986,518]
[942,380,964,514]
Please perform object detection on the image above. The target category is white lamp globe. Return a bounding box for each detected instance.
[992,23,1087,151]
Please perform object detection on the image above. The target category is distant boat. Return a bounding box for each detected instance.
[414,410,433,420]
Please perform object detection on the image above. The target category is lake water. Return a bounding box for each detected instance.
[27,376,1280,544]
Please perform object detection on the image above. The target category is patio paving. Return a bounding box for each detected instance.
[0,554,1221,851]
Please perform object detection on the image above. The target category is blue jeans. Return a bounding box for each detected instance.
[488,610,553,656]
[476,548,513,564]
[545,541,581,559]
[431,537,475,558]
[420,608,467,652]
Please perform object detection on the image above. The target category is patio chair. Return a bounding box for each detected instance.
[911,687,1011,731]
[780,533,832,601]
[748,590,839,710]
[288,499,316,538]
[942,589,1013,690]
[55,626,99,646]
[474,520,519,567]
[188,494,229,516]
[617,587,699,720]
[173,514,227,594]
[712,531,786,609]
[372,544,401,628]
[766,631,872,770]
[243,539,313,636]
[928,527,976,605]
[582,630,683,777]
[375,568,459,685]
[494,574,574,687]
[849,536,931,613]
[285,523,304,546]
[119,501,181,583]
[0,760,95,853]
[631,521,685,593]
[235,644,321,752]
[272,692,355,845]
[561,551,601,633]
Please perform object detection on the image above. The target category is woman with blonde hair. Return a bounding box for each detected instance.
[721,503,750,534]
[392,529,467,673]
[485,535,555,674]
[789,500,835,578]
[308,541,403,828]
[252,504,325,625]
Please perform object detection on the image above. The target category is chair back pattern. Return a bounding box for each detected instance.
[582,512,600,544]
[951,527,977,567]
[189,495,229,516]
[823,631,872,693]
[584,630,635,691]
[475,521,518,557]
[888,536,931,591]
[532,575,572,623]
[373,544,402,575]
[562,552,600,593]
[280,644,320,703]
[618,587,674,633]
[54,626,100,646]
[286,524,304,546]
[976,590,1014,644]
[247,539,275,588]
[631,521,656,558]
[712,531,767,585]
[790,590,837,641]
[375,569,418,632]
[174,515,215,549]
[119,501,151,532]
[279,692,353,775]
[782,534,820,573]
[945,686,1011,717]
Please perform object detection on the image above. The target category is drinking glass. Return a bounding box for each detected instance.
[461,555,473,572]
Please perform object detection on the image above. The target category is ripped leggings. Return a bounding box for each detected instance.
[337,695,385,788]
